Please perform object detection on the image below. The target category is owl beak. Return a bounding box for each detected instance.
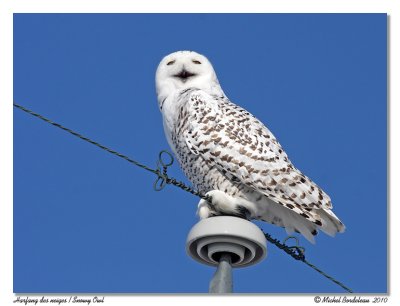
[174,68,196,82]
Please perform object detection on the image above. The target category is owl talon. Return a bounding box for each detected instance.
[235,206,251,220]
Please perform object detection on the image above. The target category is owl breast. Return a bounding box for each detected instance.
[168,90,244,197]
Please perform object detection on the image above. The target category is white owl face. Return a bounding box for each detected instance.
[156,51,222,109]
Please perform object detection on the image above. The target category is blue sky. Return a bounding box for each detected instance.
[14,13,387,293]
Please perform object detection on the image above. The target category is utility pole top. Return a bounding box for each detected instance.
[186,216,267,293]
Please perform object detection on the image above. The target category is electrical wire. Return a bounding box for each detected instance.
[14,102,353,293]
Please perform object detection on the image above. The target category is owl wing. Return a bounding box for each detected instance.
[181,90,337,226]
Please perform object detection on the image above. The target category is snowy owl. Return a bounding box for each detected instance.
[156,50,345,242]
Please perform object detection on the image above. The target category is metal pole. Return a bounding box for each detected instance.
[209,253,233,293]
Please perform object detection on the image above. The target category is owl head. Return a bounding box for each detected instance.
[155,51,223,109]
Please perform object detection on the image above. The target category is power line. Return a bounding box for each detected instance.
[13,103,211,203]
[13,102,353,293]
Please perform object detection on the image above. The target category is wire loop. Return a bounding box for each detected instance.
[283,236,306,260]
[159,150,174,167]
[153,150,174,191]
[153,174,168,191]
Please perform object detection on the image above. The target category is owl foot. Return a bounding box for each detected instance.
[196,190,255,220]
[197,199,213,219]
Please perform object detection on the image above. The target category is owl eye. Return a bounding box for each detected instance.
[192,60,202,64]
[166,60,175,66]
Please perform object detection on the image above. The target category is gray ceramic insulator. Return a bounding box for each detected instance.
[186,216,267,268]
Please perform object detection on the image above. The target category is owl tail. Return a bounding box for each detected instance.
[267,201,345,243]
[318,208,346,237]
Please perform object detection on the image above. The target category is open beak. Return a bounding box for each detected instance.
[174,69,196,82]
